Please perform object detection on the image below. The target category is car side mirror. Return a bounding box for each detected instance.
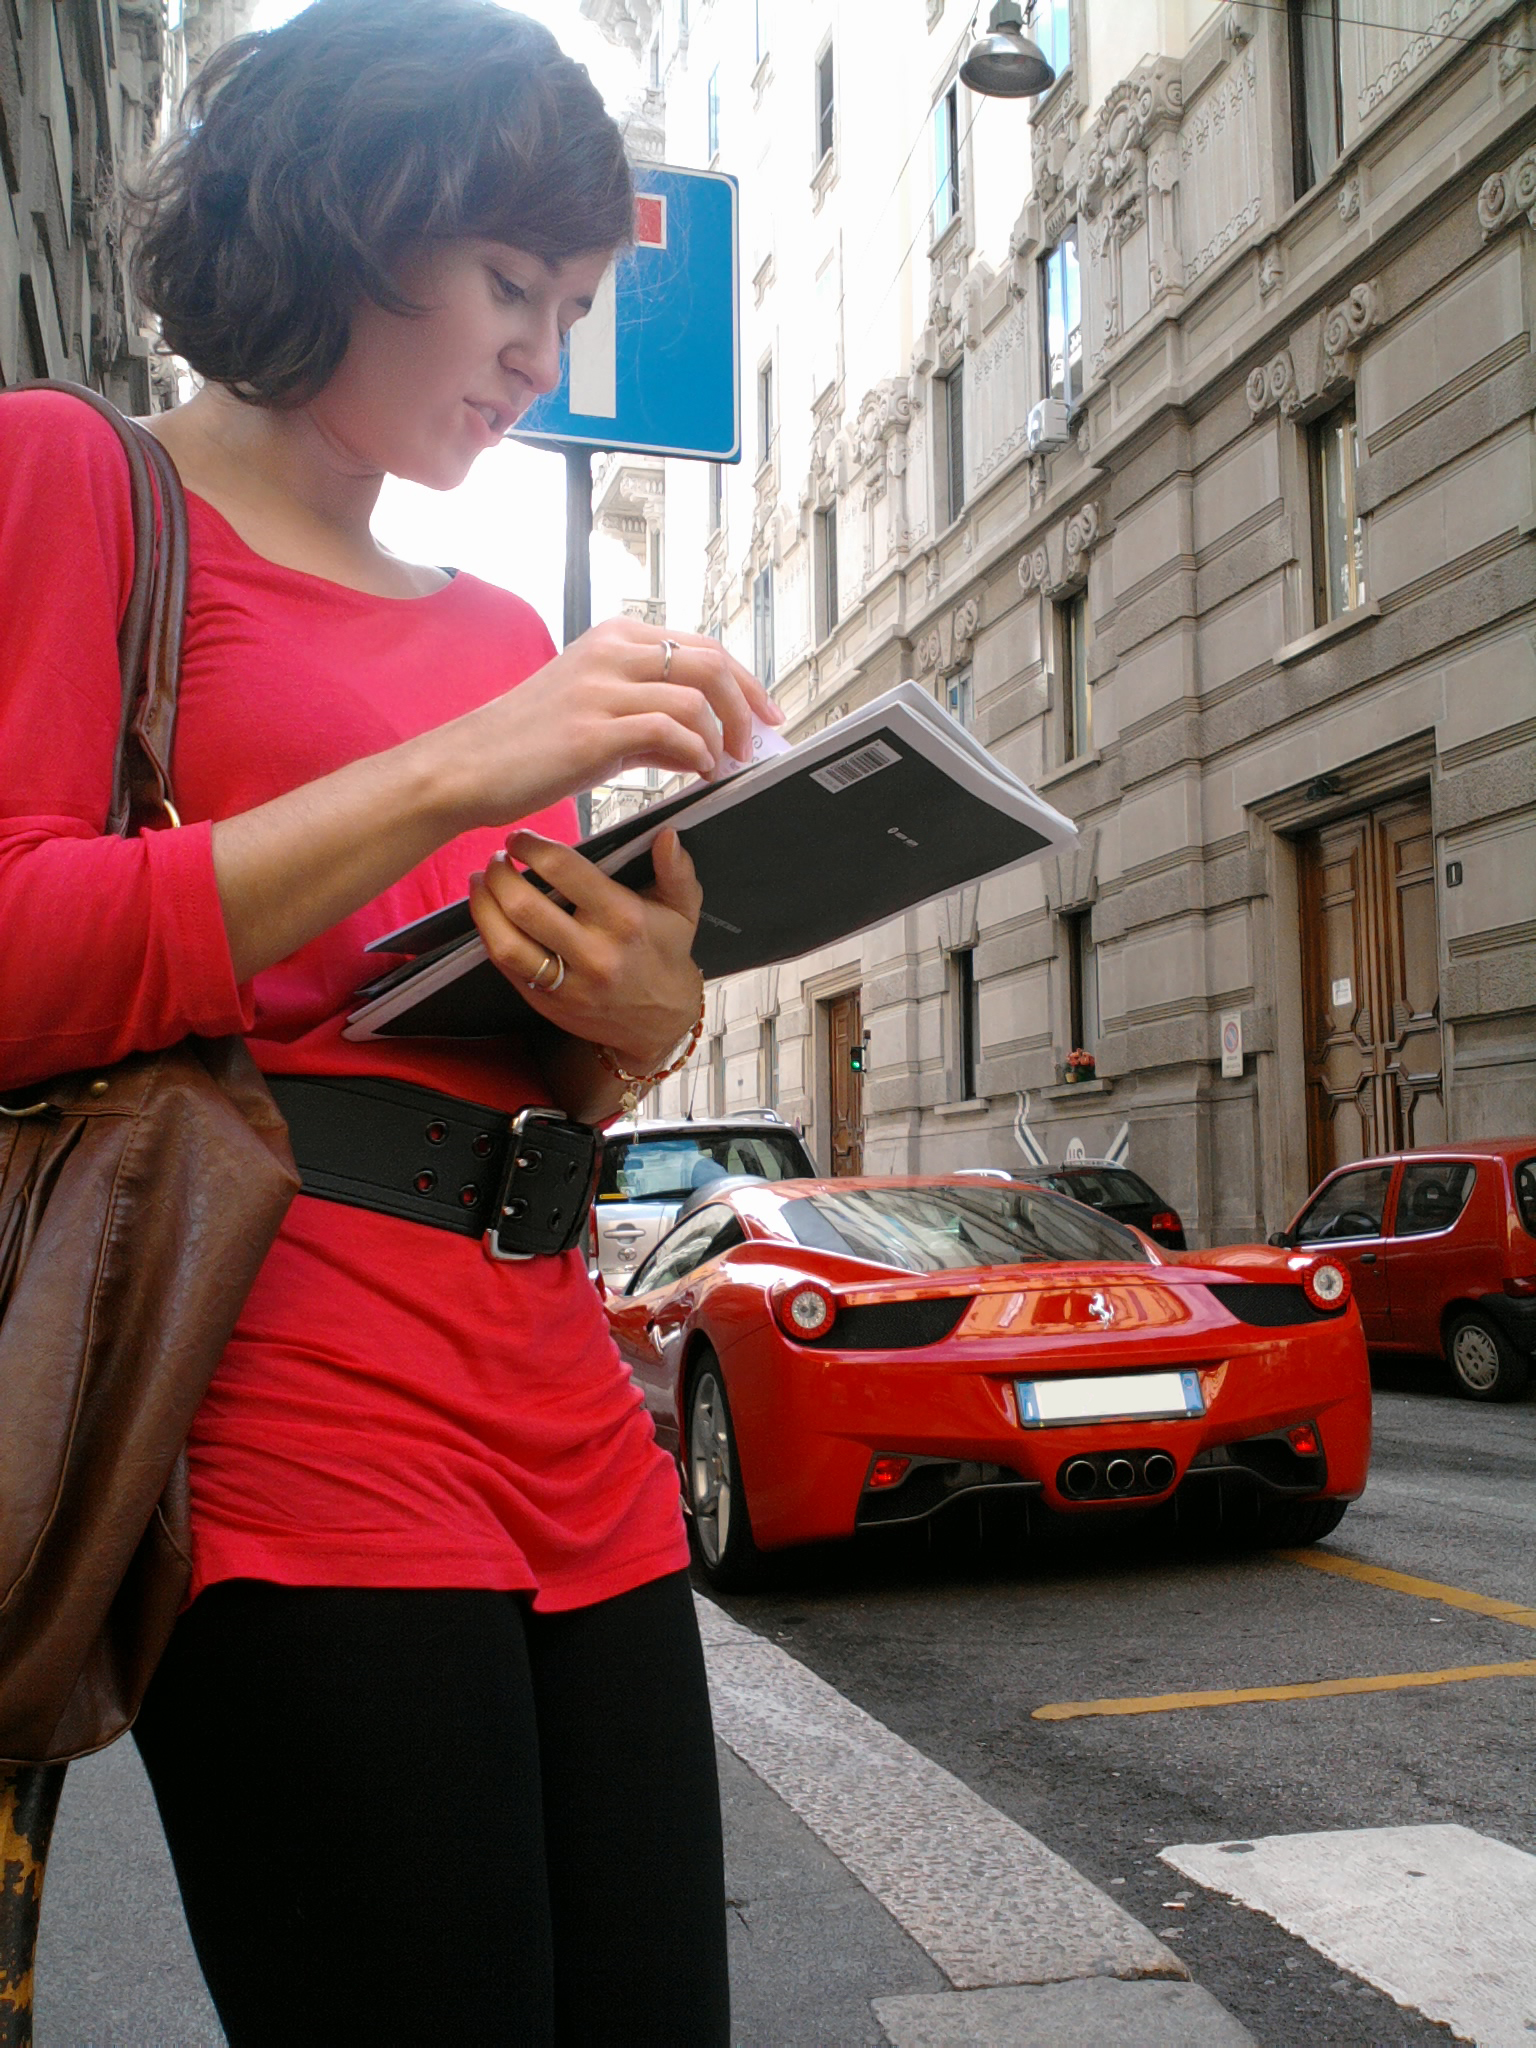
[1267,1230,1292,1248]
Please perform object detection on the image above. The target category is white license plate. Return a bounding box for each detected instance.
[1014,1369,1205,1428]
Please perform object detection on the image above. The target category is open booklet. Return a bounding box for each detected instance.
[344,679,1078,1040]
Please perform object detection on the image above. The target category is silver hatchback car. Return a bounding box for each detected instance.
[592,1114,816,1288]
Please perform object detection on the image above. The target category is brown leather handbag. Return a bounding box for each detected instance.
[0,383,298,1767]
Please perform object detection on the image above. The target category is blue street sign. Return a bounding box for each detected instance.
[514,164,740,463]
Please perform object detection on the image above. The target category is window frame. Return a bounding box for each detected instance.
[954,946,979,1101]
[939,359,965,525]
[1058,589,1091,761]
[707,460,724,535]
[1041,228,1082,410]
[814,503,839,643]
[753,566,775,685]
[815,38,835,167]
[1309,397,1366,624]
[756,355,774,469]
[1288,0,1343,199]
[1294,1163,1394,1245]
[707,63,720,159]
[945,667,973,729]
[933,81,961,238]
[1063,909,1098,1057]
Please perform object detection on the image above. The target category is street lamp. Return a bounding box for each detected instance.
[958,1,1056,99]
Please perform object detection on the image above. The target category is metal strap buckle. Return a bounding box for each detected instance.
[485,1106,600,1263]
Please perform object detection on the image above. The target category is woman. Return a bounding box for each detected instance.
[0,2,775,2038]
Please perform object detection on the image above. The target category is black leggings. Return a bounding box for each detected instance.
[132,1570,729,2046]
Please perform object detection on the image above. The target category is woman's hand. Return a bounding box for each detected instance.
[434,619,781,835]
[469,826,703,1071]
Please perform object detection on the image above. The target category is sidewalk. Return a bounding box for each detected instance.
[33,1601,1256,2047]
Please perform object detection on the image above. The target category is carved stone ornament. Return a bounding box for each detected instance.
[1258,241,1283,298]
[1064,501,1100,575]
[1478,149,1536,238]
[951,594,981,661]
[1337,170,1361,225]
[1017,545,1050,596]
[1320,280,1381,385]
[1246,349,1300,419]
[1028,454,1048,505]
[915,625,946,675]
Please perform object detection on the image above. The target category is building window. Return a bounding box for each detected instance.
[1063,911,1098,1059]
[815,41,835,164]
[649,33,660,87]
[933,82,960,237]
[1042,228,1082,408]
[761,1017,779,1108]
[710,1032,725,1114]
[939,361,965,525]
[754,0,765,64]
[707,65,720,158]
[753,567,775,684]
[707,461,724,535]
[1289,0,1342,198]
[1035,0,1071,79]
[954,947,980,1100]
[757,357,774,467]
[1058,589,1091,760]
[814,505,839,643]
[1310,400,1365,621]
[945,668,973,728]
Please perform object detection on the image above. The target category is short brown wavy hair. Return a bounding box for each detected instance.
[129,0,633,407]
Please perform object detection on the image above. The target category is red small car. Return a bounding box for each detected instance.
[605,1175,1371,1588]
[1270,1140,1536,1401]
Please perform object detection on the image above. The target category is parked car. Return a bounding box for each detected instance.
[605,1174,1370,1588]
[1269,1140,1536,1402]
[590,1113,816,1289]
[958,1162,1186,1248]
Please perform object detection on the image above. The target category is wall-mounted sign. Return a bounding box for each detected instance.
[1220,1011,1243,1079]
[1331,977,1353,1008]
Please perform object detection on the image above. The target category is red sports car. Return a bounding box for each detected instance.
[604,1176,1372,1588]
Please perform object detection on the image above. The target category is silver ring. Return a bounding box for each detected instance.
[661,638,678,681]
[527,951,566,993]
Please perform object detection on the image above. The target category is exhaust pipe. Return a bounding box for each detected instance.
[1104,1456,1137,1493]
[1062,1458,1098,1499]
[1143,1451,1176,1491]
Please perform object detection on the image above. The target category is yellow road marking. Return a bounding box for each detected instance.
[1032,1659,1536,1721]
[1280,1549,1536,1629]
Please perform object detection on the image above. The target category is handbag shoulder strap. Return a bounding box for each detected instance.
[5,380,189,838]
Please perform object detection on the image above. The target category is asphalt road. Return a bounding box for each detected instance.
[711,1355,1536,2047]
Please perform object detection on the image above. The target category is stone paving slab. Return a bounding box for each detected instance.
[697,1594,1185,1993]
[872,1981,1260,2046]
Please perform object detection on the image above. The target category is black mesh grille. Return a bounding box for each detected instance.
[810,1297,973,1349]
[1207,1282,1334,1326]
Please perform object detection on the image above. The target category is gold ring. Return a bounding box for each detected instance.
[527,951,566,993]
[661,638,678,681]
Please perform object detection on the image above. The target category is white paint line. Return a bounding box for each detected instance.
[567,261,616,417]
[696,1595,1183,1992]
[1162,1824,1536,2047]
[874,1980,1258,2047]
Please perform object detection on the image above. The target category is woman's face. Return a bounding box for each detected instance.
[311,237,614,490]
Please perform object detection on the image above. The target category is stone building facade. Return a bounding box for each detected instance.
[2,0,253,407]
[594,0,1536,1242]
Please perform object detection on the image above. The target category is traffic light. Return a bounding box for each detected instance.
[849,1043,867,1073]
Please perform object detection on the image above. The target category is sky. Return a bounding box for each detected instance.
[247,0,644,644]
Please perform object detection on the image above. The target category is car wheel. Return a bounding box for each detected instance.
[1446,1310,1530,1403]
[1251,1497,1349,1546]
[686,1354,763,1591]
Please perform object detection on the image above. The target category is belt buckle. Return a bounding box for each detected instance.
[485,1106,600,1263]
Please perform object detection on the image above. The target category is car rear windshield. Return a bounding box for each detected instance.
[1516,1157,1536,1238]
[1042,1168,1158,1208]
[598,1130,812,1204]
[777,1185,1151,1272]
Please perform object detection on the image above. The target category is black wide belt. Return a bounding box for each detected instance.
[266,1075,601,1260]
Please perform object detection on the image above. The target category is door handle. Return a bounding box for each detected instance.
[1360,1252,1377,1264]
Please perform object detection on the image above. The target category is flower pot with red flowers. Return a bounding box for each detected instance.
[1064,1049,1096,1084]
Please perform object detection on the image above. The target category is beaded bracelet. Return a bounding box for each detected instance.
[596,978,708,1117]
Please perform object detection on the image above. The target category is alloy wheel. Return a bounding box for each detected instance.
[1451,1320,1501,1394]
[689,1371,733,1568]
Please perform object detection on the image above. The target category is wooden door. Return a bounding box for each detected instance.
[827,992,864,1176]
[1298,792,1444,1185]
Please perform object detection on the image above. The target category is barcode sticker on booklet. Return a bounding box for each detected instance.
[810,738,901,794]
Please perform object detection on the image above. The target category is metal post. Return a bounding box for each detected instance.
[0,1764,67,2048]
[563,445,594,836]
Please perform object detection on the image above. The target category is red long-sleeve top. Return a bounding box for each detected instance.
[0,391,687,1609]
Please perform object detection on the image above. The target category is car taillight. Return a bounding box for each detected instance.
[1288,1423,1320,1457]
[772,1280,837,1340]
[865,1455,911,1491]
[1150,1211,1181,1234]
[1302,1259,1350,1312]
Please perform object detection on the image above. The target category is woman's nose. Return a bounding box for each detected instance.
[508,320,565,398]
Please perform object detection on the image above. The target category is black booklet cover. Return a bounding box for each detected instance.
[344,681,1076,1040]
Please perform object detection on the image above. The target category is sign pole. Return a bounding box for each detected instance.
[562,445,594,834]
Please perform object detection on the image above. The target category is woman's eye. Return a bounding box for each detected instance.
[492,272,528,305]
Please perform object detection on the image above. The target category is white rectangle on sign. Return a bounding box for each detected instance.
[567,261,617,418]
[1331,977,1352,1007]
[1015,1370,1205,1428]
[1220,1010,1243,1079]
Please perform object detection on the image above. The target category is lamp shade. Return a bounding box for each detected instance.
[959,1,1057,98]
